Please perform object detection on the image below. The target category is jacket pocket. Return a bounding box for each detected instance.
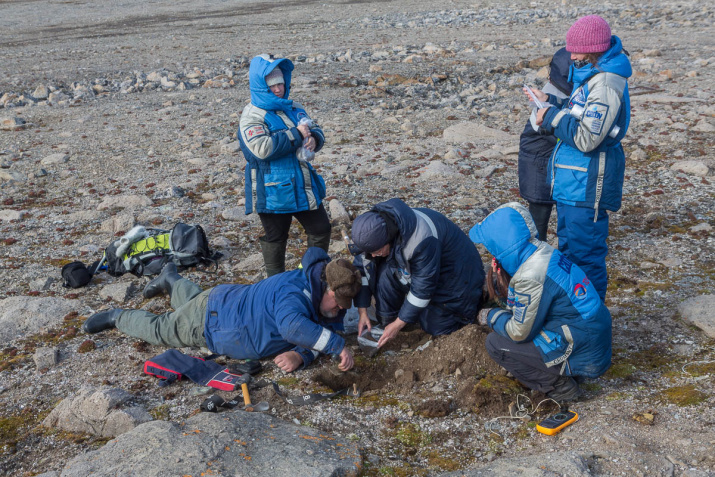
[263,172,297,211]
[553,148,590,203]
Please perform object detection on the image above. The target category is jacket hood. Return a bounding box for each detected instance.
[372,198,416,245]
[249,54,294,111]
[569,35,632,86]
[468,202,539,276]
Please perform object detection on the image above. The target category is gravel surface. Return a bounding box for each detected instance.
[1,0,714,476]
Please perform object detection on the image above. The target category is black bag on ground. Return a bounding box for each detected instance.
[61,261,93,288]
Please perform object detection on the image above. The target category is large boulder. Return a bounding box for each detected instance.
[0,296,76,342]
[678,294,715,339]
[59,410,361,477]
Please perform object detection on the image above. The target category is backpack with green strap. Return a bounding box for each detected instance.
[92,223,221,277]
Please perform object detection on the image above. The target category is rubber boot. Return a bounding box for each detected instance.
[307,231,331,252]
[547,376,582,403]
[260,238,287,277]
[143,262,182,299]
[82,309,124,334]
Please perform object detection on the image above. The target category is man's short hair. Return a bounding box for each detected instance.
[325,259,361,309]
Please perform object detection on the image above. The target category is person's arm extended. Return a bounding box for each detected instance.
[486,278,549,343]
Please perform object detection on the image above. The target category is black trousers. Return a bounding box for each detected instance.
[528,202,553,242]
[485,332,562,394]
[259,204,331,243]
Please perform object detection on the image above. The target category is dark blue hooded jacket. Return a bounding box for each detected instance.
[469,202,612,378]
[353,199,484,331]
[237,55,326,214]
[542,36,632,214]
[203,248,345,368]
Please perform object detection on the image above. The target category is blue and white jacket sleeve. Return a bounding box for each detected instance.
[398,238,441,323]
[274,293,345,368]
[486,278,549,343]
[238,105,304,161]
[352,254,373,309]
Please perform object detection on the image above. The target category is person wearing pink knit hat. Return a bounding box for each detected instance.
[522,15,632,302]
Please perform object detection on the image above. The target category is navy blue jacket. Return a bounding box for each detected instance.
[203,248,345,368]
[354,199,484,329]
[469,203,612,378]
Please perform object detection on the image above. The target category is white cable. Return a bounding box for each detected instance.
[484,394,561,438]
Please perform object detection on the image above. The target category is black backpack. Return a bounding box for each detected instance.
[92,223,221,277]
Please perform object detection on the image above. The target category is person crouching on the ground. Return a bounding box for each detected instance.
[238,54,330,277]
[469,202,612,402]
[82,248,361,373]
[351,198,485,348]
[526,15,632,302]
[518,47,572,242]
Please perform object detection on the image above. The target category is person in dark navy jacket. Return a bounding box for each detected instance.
[350,198,485,348]
[238,54,330,277]
[518,47,572,242]
[470,202,612,402]
[82,248,361,373]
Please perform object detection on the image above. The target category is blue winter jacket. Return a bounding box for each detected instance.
[542,36,632,214]
[469,202,611,378]
[203,248,346,368]
[354,198,484,330]
[237,55,326,214]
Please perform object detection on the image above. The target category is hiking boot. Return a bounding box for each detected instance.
[82,309,124,334]
[143,262,181,299]
[547,376,582,403]
[307,231,332,252]
[260,238,287,277]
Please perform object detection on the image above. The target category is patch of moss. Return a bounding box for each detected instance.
[150,404,171,421]
[475,375,523,395]
[683,361,715,377]
[77,340,96,353]
[631,345,678,371]
[355,393,401,408]
[605,391,628,401]
[659,385,708,407]
[605,363,636,379]
[425,450,463,471]
[394,423,431,447]
[581,382,602,392]
[277,377,300,387]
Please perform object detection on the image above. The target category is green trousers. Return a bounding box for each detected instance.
[115,278,210,349]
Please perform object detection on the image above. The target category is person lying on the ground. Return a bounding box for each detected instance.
[350,198,485,348]
[82,248,362,373]
[469,202,612,402]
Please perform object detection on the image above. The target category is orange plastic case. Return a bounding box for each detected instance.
[536,411,579,435]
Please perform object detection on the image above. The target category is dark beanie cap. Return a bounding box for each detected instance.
[549,47,574,96]
[325,259,362,309]
[352,212,389,253]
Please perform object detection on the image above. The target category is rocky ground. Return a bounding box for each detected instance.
[1,0,714,476]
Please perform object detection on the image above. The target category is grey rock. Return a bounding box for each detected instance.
[678,295,715,339]
[416,160,458,180]
[97,195,153,210]
[0,117,27,131]
[670,160,710,177]
[59,411,361,476]
[100,214,136,235]
[220,141,241,153]
[0,209,26,221]
[0,296,75,342]
[441,452,591,476]
[32,85,50,99]
[234,253,264,271]
[98,282,138,303]
[328,198,351,225]
[40,153,69,166]
[42,387,152,438]
[221,206,254,222]
[0,170,26,182]
[33,346,60,371]
[443,121,517,143]
[30,277,56,291]
[473,165,498,178]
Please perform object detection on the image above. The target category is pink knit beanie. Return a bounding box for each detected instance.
[566,15,612,54]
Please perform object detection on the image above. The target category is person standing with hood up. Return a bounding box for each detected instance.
[528,15,632,301]
[238,54,330,277]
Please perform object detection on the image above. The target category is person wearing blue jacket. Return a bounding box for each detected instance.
[470,202,612,402]
[82,248,362,373]
[350,198,485,348]
[238,54,330,277]
[518,47,572,242]
[528,15,632,301]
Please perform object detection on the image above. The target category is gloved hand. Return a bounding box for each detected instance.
[477,307,495,326]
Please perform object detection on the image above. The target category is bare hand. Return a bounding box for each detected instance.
[357,308,372,336]
[523,86,548,103]
[297,123,312,139]
[274,351,303,373]
[376,317,407,348]
[535,107,549,126]
[338,347,354,372]
[303,136,316,151]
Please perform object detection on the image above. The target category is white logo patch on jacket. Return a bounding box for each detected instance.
[584,102,609,135]
[245,125,266,141]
